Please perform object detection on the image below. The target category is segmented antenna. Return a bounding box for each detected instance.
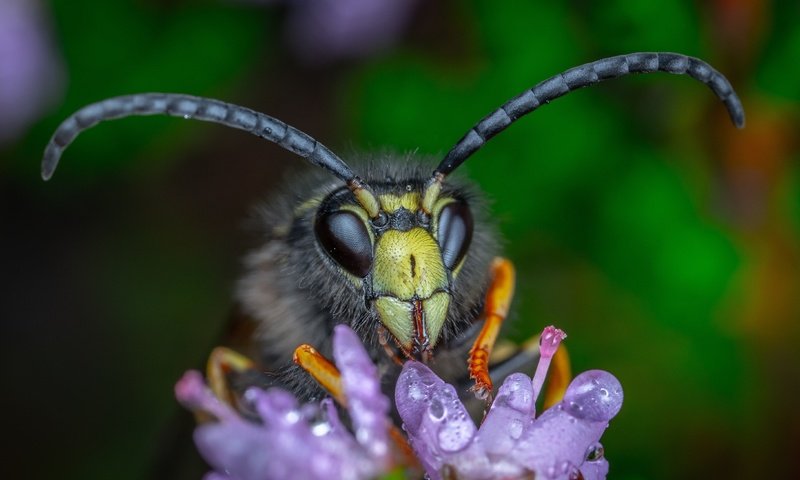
[41,93,381,217]
[421,52,746,214]
[441,52,744,175]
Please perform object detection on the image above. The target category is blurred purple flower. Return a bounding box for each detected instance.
[395,326,624,480]
[175,324,392,480]
[238,0,420,64]
[0,0,64,144]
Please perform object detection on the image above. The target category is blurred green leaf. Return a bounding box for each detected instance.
[577,0,700,54]
[758,19,800,100]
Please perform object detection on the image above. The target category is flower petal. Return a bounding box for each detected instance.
[478,373,536,459]
[333,324,391,463]
[395,361,478,478]
[511,370,623,478]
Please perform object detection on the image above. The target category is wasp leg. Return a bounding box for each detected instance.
[206,346,256,408]
[293,344,346,405]
[468,257,515,401]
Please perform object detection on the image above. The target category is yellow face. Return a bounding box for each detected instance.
[373,227,450,353]
[314,190,473,358]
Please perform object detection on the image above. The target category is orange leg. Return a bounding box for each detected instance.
[293,343,419,470]
[206,346,256,408]
[468,257,515,400]
[293,344,347,406]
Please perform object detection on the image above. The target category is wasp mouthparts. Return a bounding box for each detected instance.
[411,300,433,363]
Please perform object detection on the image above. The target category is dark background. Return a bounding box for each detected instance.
[2,0,799,478]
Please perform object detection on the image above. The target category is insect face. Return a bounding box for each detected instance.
[313,179,475,359]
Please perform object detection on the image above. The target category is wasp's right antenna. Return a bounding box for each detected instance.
[41,93,381,218]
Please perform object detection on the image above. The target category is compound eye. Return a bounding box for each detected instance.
[315,210,373,277]
[436,201,473,270]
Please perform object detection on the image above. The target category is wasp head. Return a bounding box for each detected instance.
[313,168,485,361]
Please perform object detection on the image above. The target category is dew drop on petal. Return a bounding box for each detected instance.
[429,398,446,421]
[285,410,301,424]
[585,442,605,462]
[437,418,472,452]
[311,422,332,437]
[505,374,534,413]
[508,418,523,440]
[408,381,425,401]
[562,370,623,422]
[433,389,475,453]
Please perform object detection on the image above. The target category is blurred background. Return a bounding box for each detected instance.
[2,0,799,478]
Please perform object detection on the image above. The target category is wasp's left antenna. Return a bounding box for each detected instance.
[422,52,745,213]
[41,93,381,217]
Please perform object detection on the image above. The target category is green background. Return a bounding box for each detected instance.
[2,1,799,478]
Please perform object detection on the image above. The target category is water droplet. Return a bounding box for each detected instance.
[585,443,605,462]
[408,383,425,401]
[435,402,475,452]
[569,401,583,413]
[429,398,446,420]
[311,422,331,436]
[285,410,301,424]
[509,419,523,439]
[437,421,472,452]
[563,370,623,421]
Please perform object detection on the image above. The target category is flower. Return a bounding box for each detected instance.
[175,324,393,480]
[176,325,623,480]
[0,0,63,144]
[235,0,420,65]
[395,327,623,480]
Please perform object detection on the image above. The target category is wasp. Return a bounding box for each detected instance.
[42,52,744,409]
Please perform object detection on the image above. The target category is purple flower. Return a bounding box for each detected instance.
[175,325,392,480]
[176,325,623,480]
[395,326,623,480]
[0,0,64,144]
[237,0,420,64]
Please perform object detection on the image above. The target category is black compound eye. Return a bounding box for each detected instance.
[315,210,373,277]
[436,201,473,270]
